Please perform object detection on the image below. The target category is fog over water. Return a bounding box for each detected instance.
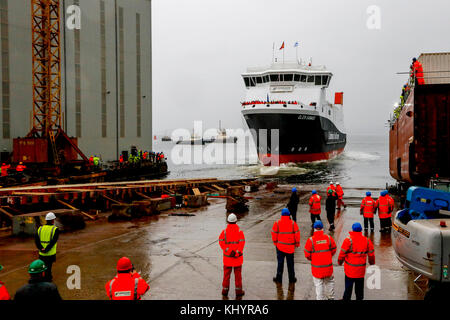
[153,0,450,136]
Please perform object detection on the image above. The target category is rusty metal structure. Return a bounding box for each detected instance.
[30,0,61,139]
[389,53,450,189]
[13,0,87,169]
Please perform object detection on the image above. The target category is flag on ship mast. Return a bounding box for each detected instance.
[294,41,300,63]
[279,41,285,63]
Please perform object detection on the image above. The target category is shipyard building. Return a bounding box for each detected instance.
[0,0,152,161]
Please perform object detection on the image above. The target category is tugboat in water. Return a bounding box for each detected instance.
[240,59,346,165]
[213,121,238,143]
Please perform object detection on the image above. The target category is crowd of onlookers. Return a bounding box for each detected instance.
[241,100,300,106]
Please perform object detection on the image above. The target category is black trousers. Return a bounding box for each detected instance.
[364,217,374,230]
[380,218,392,230]
[326,211,335,225]
[343,276,364,300]
[39,254,56,282]
[289,209,297,222]
[310,214,321,226]
[275,249,295,282]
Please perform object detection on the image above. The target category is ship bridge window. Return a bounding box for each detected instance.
[322,75,329,85]
[264,75,269,83]
[300,75,306,82]
[279,74,284,81]
[250,77,256,86]
[307,75,314,83]
[315,75,322,85]
[243,77,250,87]
[270,74,279,82]
[284,74,293,81]
[294,74,300,81]
[256,76,263,84]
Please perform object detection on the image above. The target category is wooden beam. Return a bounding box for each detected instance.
[101,194,124,205]
[57,200,95,220]
[202,185,217,192]
[212,184,225,191]
[135,191,152,200]
[0,207,13,219]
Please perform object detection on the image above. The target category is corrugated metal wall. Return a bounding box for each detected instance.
[419,52,450,85]
[0,0,152,161]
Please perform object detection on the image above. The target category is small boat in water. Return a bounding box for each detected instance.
[213,121,238,143]
[176,134,205,145]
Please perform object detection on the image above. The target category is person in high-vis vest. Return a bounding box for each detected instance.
[304,221,337,300]
[1,163,10,177]
[271,208,300,284]
[338,223,375,300]
[0,264,10,300]
[219,213,246,297]
[93,156,100,167]
[34,212,59,282]
[360,191,376,232]
[335,182,346,210]
[14,259,62,301]
[105,257,149,300]
[412,58,425,85]
[16,162,26,172]
[326,182,336,197]
[309,190,322,228]
[375,190,394,233]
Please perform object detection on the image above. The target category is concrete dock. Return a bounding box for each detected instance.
[0,184,425,300]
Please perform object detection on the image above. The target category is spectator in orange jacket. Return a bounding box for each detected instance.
[219,213,246,297]
[1,163,10,177]
[271,208,300,284]
[412,58,424,85]
[335,182,346,210]
[309,190,322,228]
[0,264,10,300]
[338,223,375,300]
[304,221,337,300]
[105,257,150,300]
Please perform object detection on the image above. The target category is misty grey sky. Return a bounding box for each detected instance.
[152,0,450,136]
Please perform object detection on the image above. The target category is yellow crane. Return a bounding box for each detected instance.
[13,0,87,170]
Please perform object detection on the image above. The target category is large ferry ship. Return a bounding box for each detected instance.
[241,61,346,165]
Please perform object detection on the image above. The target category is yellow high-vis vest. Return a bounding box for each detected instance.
[38,225,58,256]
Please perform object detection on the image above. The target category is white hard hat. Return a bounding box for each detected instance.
[227,213,237,223]
[330,181,334,184]
[336,182,340,185]
[45,212,56,221]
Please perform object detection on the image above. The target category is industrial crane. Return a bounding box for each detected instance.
[13,0,88,175]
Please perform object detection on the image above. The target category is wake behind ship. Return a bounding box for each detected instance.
[241,60,346,165]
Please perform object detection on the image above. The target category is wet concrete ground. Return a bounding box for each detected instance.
[0,184,426,300]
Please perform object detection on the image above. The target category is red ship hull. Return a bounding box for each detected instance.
[259,148,344,165]
[389,84,450,185]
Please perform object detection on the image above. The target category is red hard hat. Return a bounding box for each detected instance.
[117,257,132,271]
